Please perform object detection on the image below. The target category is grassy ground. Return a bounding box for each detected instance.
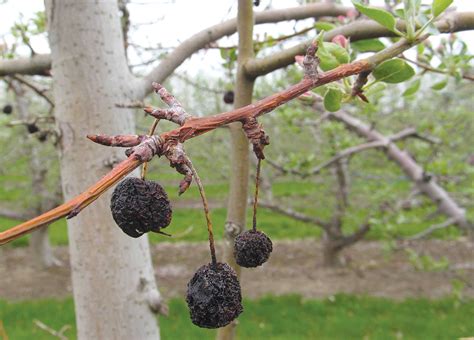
[1,295,473,339]
[0,201,461,248]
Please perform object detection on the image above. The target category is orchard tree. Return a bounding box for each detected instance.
[1,0,473,339]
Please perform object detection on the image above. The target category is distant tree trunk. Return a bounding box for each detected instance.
[10,81,60,268]
[322,238,342,267]
[45,1,161,338]
[218,1,255,339]
[29,147,62,268]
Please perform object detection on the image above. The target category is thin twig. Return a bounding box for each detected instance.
[9,75,54,107]
[406,217,457,240]
[33,319,70,340]
[252,158,261,232]
[401,55,474,81]
[0,35,430,245]
[185,158,217,268]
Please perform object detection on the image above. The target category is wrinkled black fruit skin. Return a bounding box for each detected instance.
[2,104,13,114]
[186,262,243,328]
[223,90,234,104]
[110,177,172,238]
[234,230,273,268]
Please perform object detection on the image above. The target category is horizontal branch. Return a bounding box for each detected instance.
[258,200,330,229]
[245,11,474,78]
[137,2,350,97]
[0,157,141,245]
[0,54,51,77]
[0,206,35,221]
[401,55,474,82]
[0,35,440,245]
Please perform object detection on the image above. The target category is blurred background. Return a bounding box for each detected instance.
[0,0,473,339]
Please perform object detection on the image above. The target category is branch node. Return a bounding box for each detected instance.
[351,71,371,102]
[162,141,193,195]
[150,83,192,125]
[303,40,320,81]
[242,117,270,160]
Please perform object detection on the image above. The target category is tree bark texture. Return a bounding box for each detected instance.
[46,1,161,338]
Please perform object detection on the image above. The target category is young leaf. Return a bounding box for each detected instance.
[402,79,421,96]
[373,58,415,83]
[351,39,386,53]
[324,88,343,112]
[352,1,399,35]
[432,0,453,18]
[431,79,448,90]
[317,42,350,71]
[314,21,336,32]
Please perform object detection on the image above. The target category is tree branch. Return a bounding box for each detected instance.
[327,111,472,234]
[0,54,51,77]
[258,200,330,229]
[333,222,371,250]
[406,217,458,240]
[245,11,474,78]
[400,55,474,81]
[136,3,350,97]
[0,34,454,245]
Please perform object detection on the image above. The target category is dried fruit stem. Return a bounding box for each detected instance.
[186,159,217,268]
[141,118,160,180]
[252,158,261,232]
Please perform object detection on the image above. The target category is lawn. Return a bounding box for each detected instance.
[1,295,473,339]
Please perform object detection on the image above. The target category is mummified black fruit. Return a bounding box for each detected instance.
[223,90,234,104]
[26,123,39,134]
[2,104,12,115]
[110,177,172,238]
[234,230,273,268]
[186,262,243,328]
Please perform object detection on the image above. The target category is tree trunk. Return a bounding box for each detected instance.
[10,80,60,268]
[46,1,161,338]
[322,238,342,267]
[217,1,255,339]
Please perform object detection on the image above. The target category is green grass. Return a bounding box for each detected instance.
[1,295,473,339]
[0,177,463,247]
[0,206,320,247]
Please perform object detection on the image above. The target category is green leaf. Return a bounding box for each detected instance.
[352,1,399,34]
[314,22,336,32]
[373,58,415,83]
[351,39,386,53]
[324,88,343,112]
[317,42,350,71]
[431,79,448,90]
[432,0,453,17]
[402,79,421,96]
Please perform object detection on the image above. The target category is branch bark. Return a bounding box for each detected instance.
[328,111,472,234]
[258,201,330,229]
[245,11,474,78]
[0,54,51,76]
[0,32,454,245]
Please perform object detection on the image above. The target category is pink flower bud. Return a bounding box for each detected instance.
[346,9,358,19]
[294,55,304,67]
[337,15,346,23]
[332,35,348,48]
